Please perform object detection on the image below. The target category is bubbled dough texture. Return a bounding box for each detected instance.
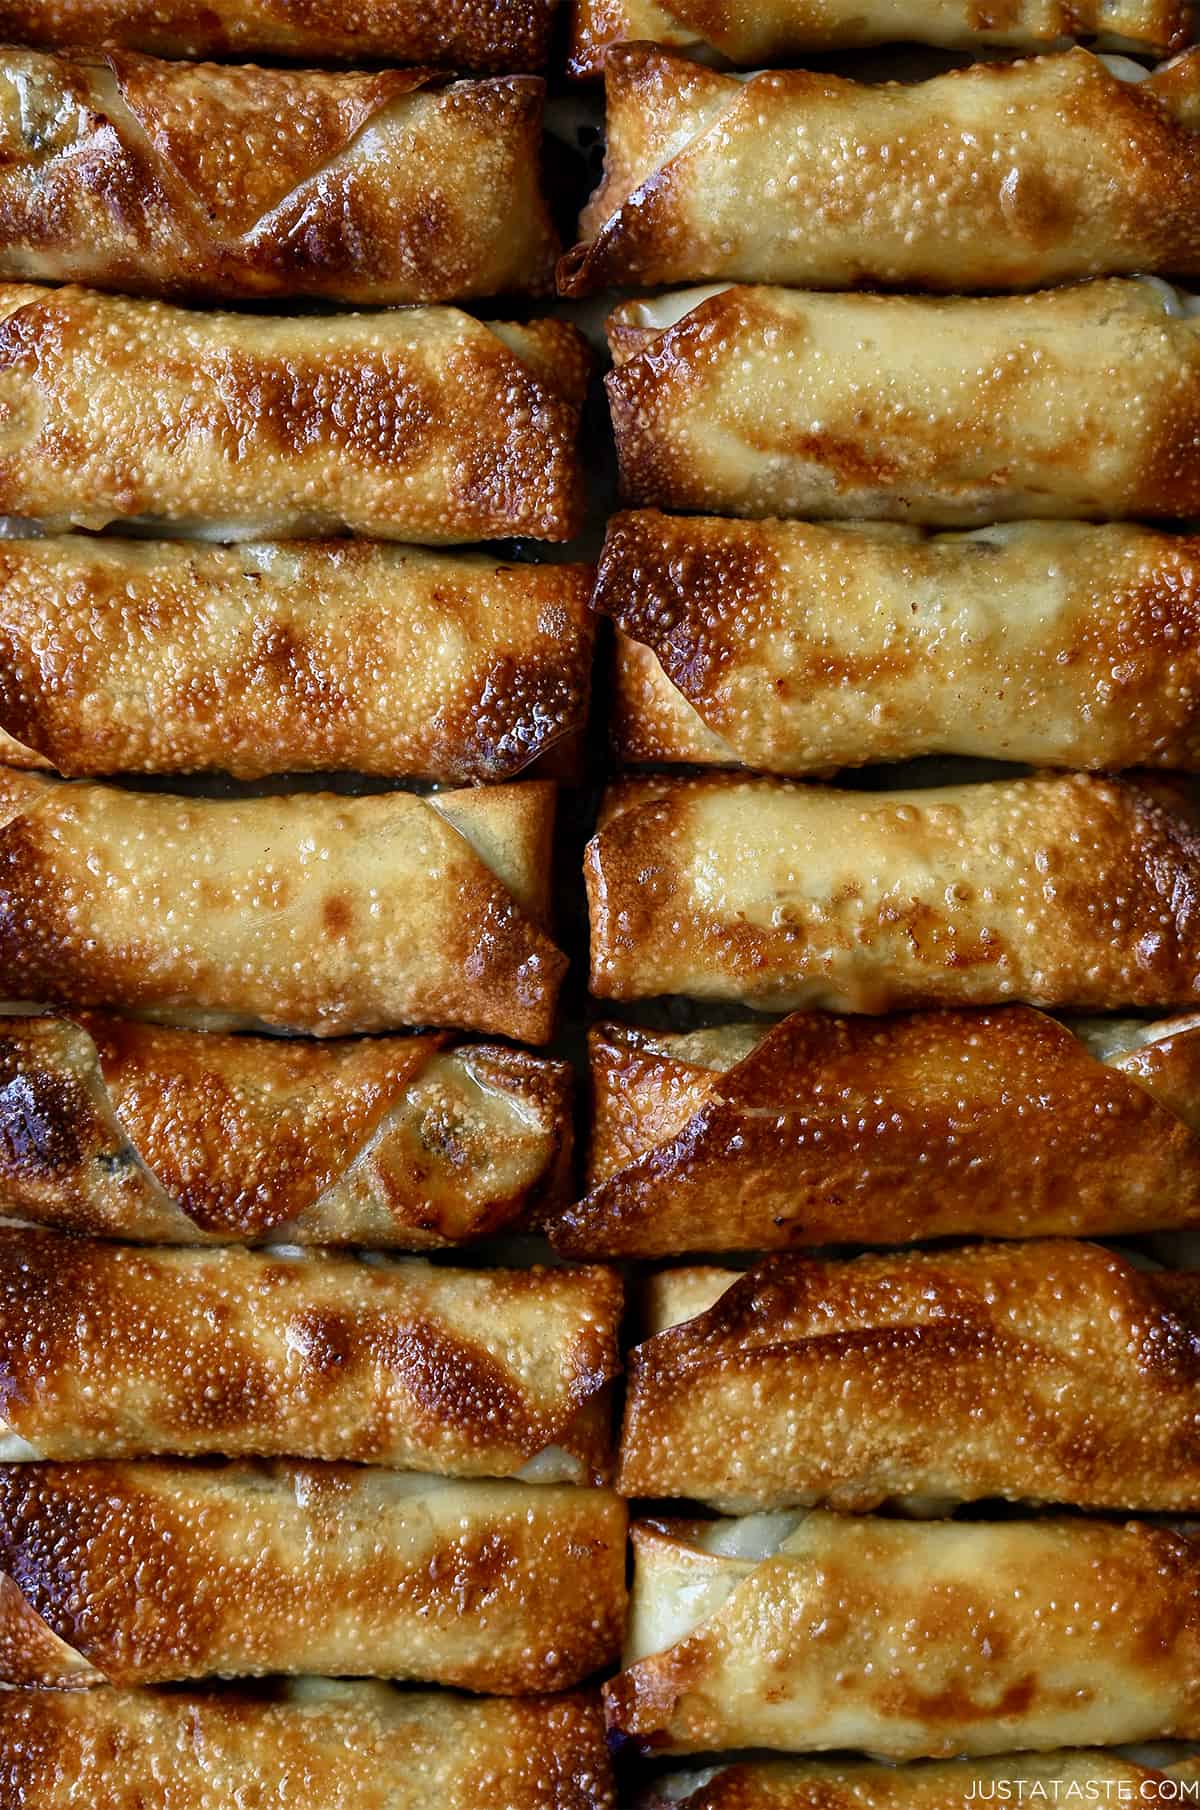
[568,49,1200,293]
[0,53,558,304]
[605,281,1200,524]
[0,0,557,67]
[0,1232,622,1474]
[585,773,1200,1012]
[0,538,594,781]
[0,285,589,541]
[0,1685,613,1810]
[0,1461,628,1688]
[609,1511,1200,1756]
[617,1240,1200,1511]
[568,0,1189,71]
[599,515,1200,772]
[551,1010,1200,1254]
[0,772,567,1042]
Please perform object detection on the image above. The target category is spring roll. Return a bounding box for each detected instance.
[0,773,566,1041]
[0,52,558,305]
[563,49,1200,295]
[568,0,1190,75]
[646,1754,1199,1810]
[0,1231,621,1475]
[597,513,1200,775]
[585,773,1200,1014]
[0,539,593,781]
[0,1460,628,1688]
[618,1241,1200,1513]
[0,0,557,68]
[0,1684,615,1810]
[0,1013,571,1246]
[551,1009,1200,1256]
[605,279,1200,525]
[608,1512,1200,1756]
[0,284,588,542]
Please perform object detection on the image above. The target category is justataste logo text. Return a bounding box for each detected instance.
[965,1784,1200,1802]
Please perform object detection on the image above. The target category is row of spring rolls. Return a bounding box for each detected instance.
[4,516,1200,778]
[0,0,1189,70]
[0,1688,1196,1810]
[0,1231,1188,1515]
[3,46,1200,305]
[1,276,1200,541]
[9,1002,1200,1251]
[3,771,1200,1038]
[562,47,1200,296]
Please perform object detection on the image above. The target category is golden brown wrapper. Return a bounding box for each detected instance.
[0,539,593,781]
[645,1753,1199,1810]
[0,1230,621,1475]
[0,1013,571,1246]
[0,284,589,542]
[552,1009,1200,1256]
[0,1460,628,1689]
[585,774,1200,1015]
[597,513,1200,774]
[617,1241,1200,1513]
[605,280,1200,526]
[0,773,566,1042]
[0,0,557,68]
[568,0,1189,74]
[563,49,1200,295]
[0,52,558,304]
[608,1512,1200,1756]
[0,1684,615,1810]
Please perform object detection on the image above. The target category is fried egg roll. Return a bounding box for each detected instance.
[0,1461,628,1688]
[0,773,566,1041]
[618,1241,1200,1513]
[0,1231,621,1475]
[608,1512,1200,1756]
[0,1014,571,1246]
[0,1684,615,1810]
[551,1009,1200,1256]
[597,513,1200,774]
[563,49,1200,295]
[568,0,1189,75]
[0,0,557,68]
[585,773,1200,1014]
[0,285,588,542]
[647,1754,1199,1810]
[0,539,592,781]
[0,52,558,305]
[605,280,1200,525]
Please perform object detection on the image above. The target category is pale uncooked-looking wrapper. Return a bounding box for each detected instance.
[586,773,1200,1014]
[0,1012,572,1246]
[0,284,589,542]
[552,1009,1200,1255]
[595,513,1200,774]
[0,773,566,1041]
[568,0,1189,74]
[605,279,1200,525]
[0,1461,628,1688]
[0,51,559,303]
[0,1684,615,1810]
[563,49,1200,294]
[618,1240,1200,1512]
[608,1512,1200,1755]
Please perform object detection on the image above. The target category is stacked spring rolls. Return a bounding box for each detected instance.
[564,12,1200,1798]
[0,14,619,1808]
